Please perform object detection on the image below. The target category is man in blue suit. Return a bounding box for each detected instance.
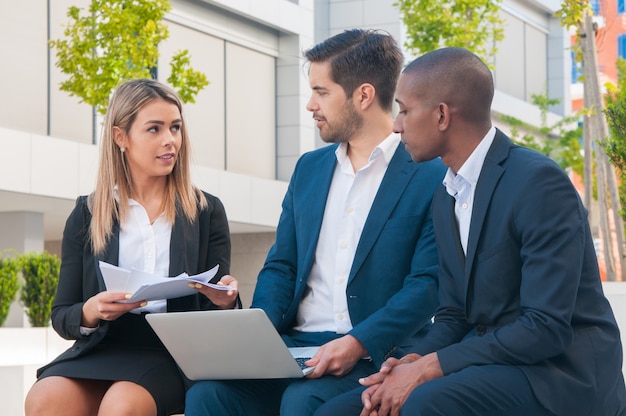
[316,47,626,416]
[185,29,446,416]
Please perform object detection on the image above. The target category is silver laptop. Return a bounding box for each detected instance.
[145,308,319,380]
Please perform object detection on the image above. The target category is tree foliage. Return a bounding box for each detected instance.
[49,0,208,114]
[557,0,626,280]
[500,91,584,177]
[554,0,590,29]
[603,58,626,221]
[19,252,61,327]
[394,0,504,64]
[555,0,590,79]
[0,255,19,327]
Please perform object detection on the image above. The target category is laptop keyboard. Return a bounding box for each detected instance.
[294,357,312,370]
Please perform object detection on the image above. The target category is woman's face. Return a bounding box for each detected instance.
[116,98,183,184]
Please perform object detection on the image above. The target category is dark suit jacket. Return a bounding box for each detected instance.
[251,141,446,368]
[416,130,626,415]
[37,191,231,377]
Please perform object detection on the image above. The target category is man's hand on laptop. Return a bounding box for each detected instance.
[304,334,367,378]
[190,274,239,309]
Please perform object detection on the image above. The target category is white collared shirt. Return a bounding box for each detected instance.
[294,133,401,334]
[442,126,496,254]
[118,198,172,313]
[80,197,172,335]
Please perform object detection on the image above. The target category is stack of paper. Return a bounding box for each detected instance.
[98,261,233,302]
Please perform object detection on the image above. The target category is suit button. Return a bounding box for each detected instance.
[476,325,486,336]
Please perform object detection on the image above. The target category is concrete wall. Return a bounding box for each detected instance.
[0,328,73,416]
[231,232,276,307]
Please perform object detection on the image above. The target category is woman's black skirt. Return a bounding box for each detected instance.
[39,313,185,416]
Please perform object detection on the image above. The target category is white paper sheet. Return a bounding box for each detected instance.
[98,261,232,302]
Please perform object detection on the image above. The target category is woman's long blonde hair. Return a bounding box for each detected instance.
[88,79,207,254]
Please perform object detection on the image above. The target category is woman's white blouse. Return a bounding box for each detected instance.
[119,198,172,313]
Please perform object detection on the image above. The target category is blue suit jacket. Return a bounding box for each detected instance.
[417,130,626,415]
[251,141,446,368]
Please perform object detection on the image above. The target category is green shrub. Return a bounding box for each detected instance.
[19,252,61,327]
[0,256,19,326]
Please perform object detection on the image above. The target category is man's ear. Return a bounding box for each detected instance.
[437,103,451,131]
[354,83,376,110]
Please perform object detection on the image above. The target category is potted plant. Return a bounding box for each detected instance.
[18,251,61,327]
[0,254,19,326]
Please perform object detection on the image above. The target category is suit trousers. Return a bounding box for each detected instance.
[185,359,376,416]
[314,364,556,416]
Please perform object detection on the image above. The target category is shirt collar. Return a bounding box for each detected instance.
[335,132,401,170]
[113,185,139,206]
[443,126,496,196]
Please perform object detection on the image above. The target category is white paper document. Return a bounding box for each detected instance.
[98,261,232,302]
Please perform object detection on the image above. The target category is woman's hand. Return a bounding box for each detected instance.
[190,274,239,309]
[81,292,146,327]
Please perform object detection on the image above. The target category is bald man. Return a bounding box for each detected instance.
[315,47,626,416]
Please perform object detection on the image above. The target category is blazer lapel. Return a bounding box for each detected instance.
[299,148,337,274]
[95,220,120,292]
[464,130,510,280]
[349,144,417,282]
[433,187,466,275]
[169,204,198,276]
[449,193,466,264]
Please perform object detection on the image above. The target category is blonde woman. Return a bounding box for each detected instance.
[25,79,238,416]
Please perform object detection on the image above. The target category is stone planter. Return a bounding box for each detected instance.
[0,327,72,416]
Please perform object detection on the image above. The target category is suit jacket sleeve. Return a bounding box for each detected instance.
[250,159,301,327]
[51,196,98,340]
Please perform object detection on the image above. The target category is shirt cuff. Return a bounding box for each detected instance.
[79,325,99,336]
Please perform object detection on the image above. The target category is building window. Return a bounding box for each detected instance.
[590,0,600,15]
[619,34,626,59]
[619,0,625,14]
[571,51,583,83]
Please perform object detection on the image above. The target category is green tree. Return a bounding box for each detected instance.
[49,0,208,115]
[603,59,626,224]
[500,91,584,176]
[0,255,19,327]
[394,0,504,64]
[557,0,625,280]
[19,252,61,327]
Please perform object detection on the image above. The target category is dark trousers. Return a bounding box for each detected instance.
[185,359,376,416]
[184,330,377,416]
[314,364,555,416]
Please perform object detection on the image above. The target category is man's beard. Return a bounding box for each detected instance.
[319,100,363,143]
